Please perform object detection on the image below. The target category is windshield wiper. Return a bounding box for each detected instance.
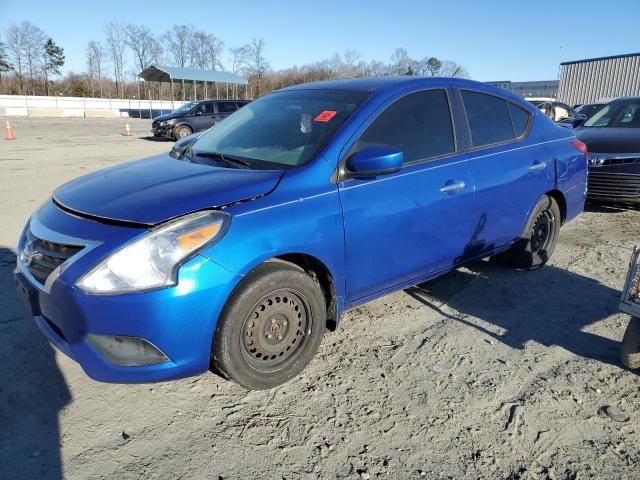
[193,151,251,169]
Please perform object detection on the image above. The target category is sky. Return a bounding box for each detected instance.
[1,0,639,82]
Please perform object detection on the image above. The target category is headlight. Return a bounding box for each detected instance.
[160,119,177,127]
[76,211,229,294]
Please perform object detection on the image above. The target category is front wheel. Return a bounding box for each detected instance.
[211,262,327,389]
[173,125,192,141]
[497,195,561,270]
[621,316,640,369]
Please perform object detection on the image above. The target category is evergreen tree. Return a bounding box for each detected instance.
[42,37,65,95]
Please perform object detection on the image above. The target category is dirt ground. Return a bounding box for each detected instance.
[0,118,639,480]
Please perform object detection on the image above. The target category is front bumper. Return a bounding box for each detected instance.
[151,124,174,137]
[587,170,640,205]
[16,201,241,383]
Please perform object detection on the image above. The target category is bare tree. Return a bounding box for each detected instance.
[4,24,24,92]
[342,49,361,77]
[105,20,127,98]
[164,24,194,68]
[205,33,224,70]
[125,24,161,72]
[440,60,469,78]
[23,22,46,94]
[86,41,105,97]
[247,38,269,95]
[390,47,410,75]
[229,46,249,73]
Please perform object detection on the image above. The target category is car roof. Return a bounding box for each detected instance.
[280,76,489,95]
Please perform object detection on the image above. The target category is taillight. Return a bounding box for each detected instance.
[570,139,588,156]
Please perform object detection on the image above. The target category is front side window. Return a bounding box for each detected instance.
[194,102,214,115]
[353,89,455,163]
[584,100,640,128]
[462,90,515,147]
[191,89,370,168]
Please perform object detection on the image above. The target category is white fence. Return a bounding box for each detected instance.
[0,95,188,118]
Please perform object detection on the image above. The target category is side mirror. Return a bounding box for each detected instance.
[195,110,203,116]
[345,146,403,178]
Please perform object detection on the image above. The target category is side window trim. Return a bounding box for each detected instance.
[338,87,460,180]
[458,88,533,152]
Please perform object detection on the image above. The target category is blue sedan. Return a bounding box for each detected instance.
[15,77,588,389]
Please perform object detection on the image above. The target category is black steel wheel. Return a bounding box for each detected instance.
[240,289,312,370]
[499,195,561,270]
[212,262,326,389]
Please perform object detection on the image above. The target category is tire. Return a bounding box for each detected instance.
[211,262,326,389]
[621,316,640,369]
[499,195,561,270]
[173,125,192,141]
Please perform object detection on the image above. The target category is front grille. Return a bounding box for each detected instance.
[600,157,640,166]
[587,171,640,199]
[24,234,84,285]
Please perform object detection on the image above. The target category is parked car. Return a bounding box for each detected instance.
[574,102,607,120]
[15,77,587,389]
[620,245,640,369]
[152,99,251,140]
[575,97,640,206]
[528,100,587,128]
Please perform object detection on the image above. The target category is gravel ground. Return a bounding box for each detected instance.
[0,118,639,480]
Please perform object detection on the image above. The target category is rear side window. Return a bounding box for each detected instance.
[462,90,514,147]
[508,103,530,138]
[355,89,455,163]
[217,102,237,113]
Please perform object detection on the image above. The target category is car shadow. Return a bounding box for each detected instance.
[405,260,622,366]
[139,135,173,142]
[0,247,70,479]
[585,201,638,213]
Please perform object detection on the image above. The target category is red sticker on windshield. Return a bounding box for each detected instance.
[314,110,337,122]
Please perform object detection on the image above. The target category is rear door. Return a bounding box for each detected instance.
[215,101,238,124]
[458,89,553,249]
[338,88,476,303]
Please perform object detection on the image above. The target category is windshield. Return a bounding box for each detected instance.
[189,89,370,168]
[173,102,198,114]
[575,103,604,119]
[583,100,640,128]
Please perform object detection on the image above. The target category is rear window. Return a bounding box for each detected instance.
[354,89,455,163]
[217,102,237,113]
[508,103,530,137]
[462,90,514,147]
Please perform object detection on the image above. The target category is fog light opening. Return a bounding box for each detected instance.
[87,334,170,367]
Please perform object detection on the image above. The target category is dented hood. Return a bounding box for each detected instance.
[53,155,283,225]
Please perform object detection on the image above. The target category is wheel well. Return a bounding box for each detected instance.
[268,254,338,331]
[547,190,567,224]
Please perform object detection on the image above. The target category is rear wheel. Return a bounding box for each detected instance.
[173,125,192,141]
[497,195,561,270]
[211,262,326,389]
[621,316,640,369]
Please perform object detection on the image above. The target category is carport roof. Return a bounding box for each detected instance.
[138,65,248,85]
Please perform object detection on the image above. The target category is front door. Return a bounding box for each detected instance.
[338,89,476,303]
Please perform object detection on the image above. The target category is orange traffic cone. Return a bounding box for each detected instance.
[122,123,132,137]
[5,120,16,140]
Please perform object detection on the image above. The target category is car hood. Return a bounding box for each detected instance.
[575,127,640,153]
[153,113,179,122]
[53,155,283,225]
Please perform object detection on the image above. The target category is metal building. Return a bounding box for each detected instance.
[557,53,640,106]
[486,80,559,98]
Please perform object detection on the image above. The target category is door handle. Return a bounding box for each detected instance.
[440,181,466,193]
[529,161,547,171]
